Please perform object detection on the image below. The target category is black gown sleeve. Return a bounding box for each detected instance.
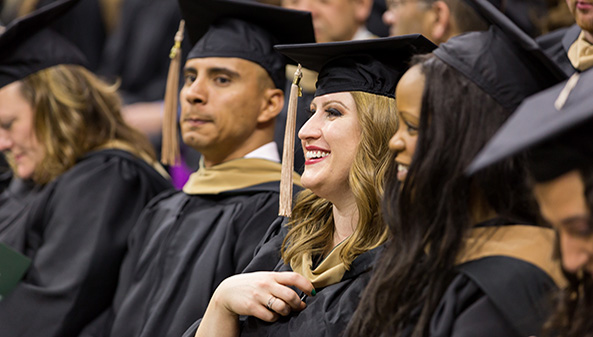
[0,152,171,337]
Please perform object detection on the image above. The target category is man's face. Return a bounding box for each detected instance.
[534,170,593,275]
[179,57,270,164]
[282,0,368,42]
[382,0,434,39]
[566,0,593,35]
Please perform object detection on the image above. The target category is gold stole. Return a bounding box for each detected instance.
[183,158,301,195]
[568,31,593,71]
[457,225,567,288]
[292,240,348,289]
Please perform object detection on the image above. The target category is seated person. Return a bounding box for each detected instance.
[346,2,569,336]
[537,0,593,74]
[188,34,436,337]
[468,69,593,337]
[0,1,171,336]
[78,1,315,336]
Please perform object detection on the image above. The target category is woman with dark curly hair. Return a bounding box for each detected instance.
[0,1,171,336]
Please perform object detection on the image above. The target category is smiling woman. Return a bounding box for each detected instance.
[186,35,435,337]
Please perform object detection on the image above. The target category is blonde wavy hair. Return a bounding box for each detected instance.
[18,64,156,184]
[281,91,398,270]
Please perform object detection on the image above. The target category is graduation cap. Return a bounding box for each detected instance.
[432,0,567,112]
[273,35,436,216]
[0,0,87,89]
[161,0,315,165]
[275,34,437,98]
[467,69,593,182]
[178,0,315,90]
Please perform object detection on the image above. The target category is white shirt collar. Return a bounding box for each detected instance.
[244,142,280,163]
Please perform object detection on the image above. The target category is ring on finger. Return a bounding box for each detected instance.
[266,295,278,311]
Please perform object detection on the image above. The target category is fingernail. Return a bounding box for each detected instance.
[311,289,316,296]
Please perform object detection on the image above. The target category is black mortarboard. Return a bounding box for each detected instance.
[468,69,593,181]
[178,0,315,89]
[274,35,436,98]
[0,0,87,89]
[433,0,567,112]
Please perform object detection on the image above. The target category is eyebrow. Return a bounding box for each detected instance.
[319,100,351,111]
[561,215,591,226]
[399,110,419,123]
[182,66,241,79]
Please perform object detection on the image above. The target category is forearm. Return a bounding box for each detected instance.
[195,294,241,337]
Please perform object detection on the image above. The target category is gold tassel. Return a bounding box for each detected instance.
[279,64,303,217]
[161,20,185,166]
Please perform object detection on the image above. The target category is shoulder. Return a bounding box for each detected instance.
[454,256,556,337]
[56,149,170,188]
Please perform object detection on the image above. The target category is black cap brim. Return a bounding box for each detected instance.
[275,35,436,97]
[467,69,593,176]
[178,0,314,47]
[0,0,87,89]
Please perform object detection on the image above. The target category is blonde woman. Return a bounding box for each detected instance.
[184,35,435,337]
[0,2,171,336]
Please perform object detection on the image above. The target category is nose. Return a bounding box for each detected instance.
[389,129,405,153]
[298,112,322,141]
[182,76,207,106]
[560,232,592,273]
[383,9,395,28]
[0,130,12,152]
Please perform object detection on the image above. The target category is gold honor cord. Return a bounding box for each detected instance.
[279,64,303,217]
[161,20,185,166]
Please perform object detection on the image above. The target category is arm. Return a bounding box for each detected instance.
[196,272,314,337]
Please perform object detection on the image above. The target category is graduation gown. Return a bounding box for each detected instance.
[0,149,171,337]
[80,158,294,337]
[0,178,40,247]
[405,219,565,337]
[182,218,383,337]
[537,24,582,76]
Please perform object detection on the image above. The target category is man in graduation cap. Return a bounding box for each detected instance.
[468,68,593,337]
[537,0,593,75]
[382,0,546,43]
[79,1,314,337]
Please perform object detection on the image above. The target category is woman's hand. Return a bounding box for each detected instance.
[196,271,315,337]
[216,271,315,321]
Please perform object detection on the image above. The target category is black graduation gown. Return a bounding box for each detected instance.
[403,221,560,337]
[0,178,40,247]
[182,218,384,337]
[0,149,171,337]
[80,181,285,337]
[536,24,582,76]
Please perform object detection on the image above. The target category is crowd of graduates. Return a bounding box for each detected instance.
[0,0,592,336]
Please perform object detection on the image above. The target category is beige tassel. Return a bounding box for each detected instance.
[279,64,303,217]
[161,20,185,166]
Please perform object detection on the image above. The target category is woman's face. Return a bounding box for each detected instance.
[534,170,593,275]
[0,82,44,179]
[298,92,361,202]
[389,64,424,182]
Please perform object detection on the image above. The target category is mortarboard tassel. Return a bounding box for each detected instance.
[554,72,580,111]
[279,64,303,217]
[161,20,185,166]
